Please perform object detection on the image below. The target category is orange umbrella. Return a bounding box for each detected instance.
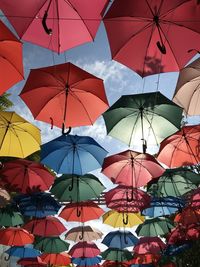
[174,207,200,226]
[40,252,71,266]
[0,227,34,246]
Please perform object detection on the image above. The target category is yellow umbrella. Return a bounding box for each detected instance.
[103,210,145,228]
[0,111,41,158]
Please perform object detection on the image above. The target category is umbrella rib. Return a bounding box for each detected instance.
[142,112,160,147]
[129,111,140,147]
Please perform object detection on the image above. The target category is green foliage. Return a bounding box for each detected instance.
[0,93,13,111]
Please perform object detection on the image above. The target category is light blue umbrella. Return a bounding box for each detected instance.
[102,230,138,249]
[72,256,102,266]
[5,246,41,259]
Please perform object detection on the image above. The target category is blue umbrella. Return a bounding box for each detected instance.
[5,246,41,259]
[14,192,61,217]
[163,243,192,256]
[41,134,108,175]
[142,197,185,217]
[72,256,102,266]
[102,230,138,249]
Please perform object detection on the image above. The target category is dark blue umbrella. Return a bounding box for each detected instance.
[72,256,102,266]
[102,230,138,249]
[163,243,192,256]
[142,197,185,217]
[14,192,61,217]
[41,134,108,175]
[5,245,41,259]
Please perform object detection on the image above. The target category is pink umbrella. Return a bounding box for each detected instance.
[102,150,165,188]
[185,187,200,209]
[133,237,166,255]
[69,241,100,258]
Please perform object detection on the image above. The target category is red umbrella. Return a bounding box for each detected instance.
[0,20,23,94]
[0,0,109,53]
[20,62,109,132]
[59,201,104,222]
[185,187,200,209]
[133,237,166,255]
[23,216,67,237]
[127,253,160,265]
[69,241,100,258]
[103,0,200,77]
[157,125,200,168]
[102,150,164,188]
[0,159,54,194]
[104,185,151,212]
[40,252,71,266]
[17,257,47,266]
[102,261,129,267]
[0,227,34,246]
[174,207,200,226]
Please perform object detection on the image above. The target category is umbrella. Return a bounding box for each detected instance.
[101,248,133,262]
[103,92,182,153]
[50,173,105,202]
[174,207,200,226]
[102,230,138,249]
[147,168,199,198]
[102,150,164,188]
[0,20,23,94]
[104,185,151,212]
[157,125,200,167]
[0,111,41,158]
[0,187,10,207]
[103,0,200,76]
[0,0,109,53]
[59,201,104,222]
[14,192,61,218]
[40,252,71,266]
[72,256,101,266]
[103,210,144,228]
[173,57,200,116]
[34,236,70,253]
[142,197,185,217]
[0,205,24,226]
[5,246,41,259]
[23,216,67,237]
[65,226,103,242]
[17,256,47,266]
[133,237,166,255]
[185,187,200,209]
[163,243,192,256]
[0,159,54,194]
[128,254,160,265]
[41,134,107,175]
[136,218,175,237]
[69,241,100,258]
[102,261,129,267]
[0,227,34,246]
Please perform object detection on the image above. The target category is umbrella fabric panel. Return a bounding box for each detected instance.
[5,246,41,258]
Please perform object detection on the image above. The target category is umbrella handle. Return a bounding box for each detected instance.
[126,190,133,202]
[62,123,72,135]
[123,213,128,225]
[4,255,10,261]
[77,207,81,217]
[156,41,166,54]
[42,10,52,35]
[68,179,74,191]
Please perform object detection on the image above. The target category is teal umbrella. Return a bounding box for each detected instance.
[101,248,133,262]
[0,205,24,226]
[34,236,70,253]
[103,92,183,153]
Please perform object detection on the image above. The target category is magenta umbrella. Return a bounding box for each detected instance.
[133,237,166,255]
[69,241,100,258]
[0,0,109,53]
[102,150,165,188]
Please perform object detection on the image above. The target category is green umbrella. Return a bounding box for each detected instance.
[147,167,199,197]
[50,174,105,202]
[103,92,183,153]
[136,217,175,237]
[0,205,24,227]
[34,236,70,253]
[101,248,133,262]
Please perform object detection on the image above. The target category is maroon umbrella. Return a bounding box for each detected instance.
[103,0,200,76]
[102,150,164,188]
[69,241,100,258]
[185,187,200,209]
[133,237,166,255]
[104,185,151,212]
[17,256,47,266]
[0,0,109,53]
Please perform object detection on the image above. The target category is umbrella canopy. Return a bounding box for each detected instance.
[34,236,70,253]
[103,210,144,228]
[0,0,109,53]
[0,20,23,94]
[147,168,199,198]
[163,243,192,257]
[41,134,107,175]
[20,62,109,130]
[0,205,24,226]
[59,201,104,222]
[142,197,185,217]
[17,256,47,266]
[133,237,166,255]
[102,261,129,267]
[102,150,164,187]
[23,216,67,237]
[101,248,133,262]
[72,256,102,266]
[103,92,183,153]
[185,187,200,209]
[128,254,160,265]
[69,241,100,258]
[5,246,41,258]
[157,125,200,167]
[173,57,200,116]
[14,192,61,218]
[136,218,175,237]
[0,227,34,246]
[0,159,54,194]
[50,173,105,202]
[103,0,200,76]
[65,225,103,242]
[104,185,151,212]
[0,111,41,158]
[40,252,71,266]
[174,207,200,226]
[102,230,138,249]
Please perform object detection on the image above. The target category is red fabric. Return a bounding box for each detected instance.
[127,253,160,264]
[69,241,100,258]
[0,227,34,246]
[40,252,71,265]
[102,261,129,267]
[133,237,166,255]
[174,207,200,226]
[17,257,46,266]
